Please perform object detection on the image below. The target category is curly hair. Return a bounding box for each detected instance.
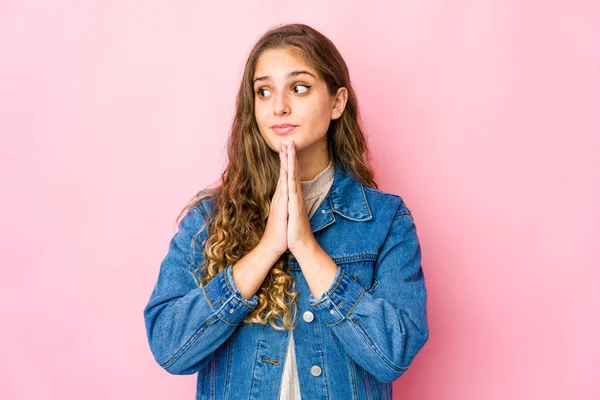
[176,23,378,331]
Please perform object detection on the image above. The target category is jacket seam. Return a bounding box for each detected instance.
[158,321,210,370]
[349,318,409,374]
[346,288,365,316]
[202,288,240,326]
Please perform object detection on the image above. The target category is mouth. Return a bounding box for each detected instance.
[271,124,298,135]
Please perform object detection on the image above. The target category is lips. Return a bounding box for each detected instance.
[271,124,297,135]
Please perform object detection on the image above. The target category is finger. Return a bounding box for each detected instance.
[281,143,288,198]
[291,140,301,195]
[292,142,306,215]
[287,143,300,218]
[291,141,301,202]
[287,142,296,195]
[277,142,284,190]
[273,144,283,198]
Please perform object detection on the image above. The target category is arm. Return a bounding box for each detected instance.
[307,201,429,383]
[143,205,270,375]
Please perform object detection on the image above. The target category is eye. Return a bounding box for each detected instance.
[293,84,311,94]
[255,84,311,98]
[256,88,272,98]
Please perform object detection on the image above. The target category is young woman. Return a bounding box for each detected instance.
[143,23,429,399]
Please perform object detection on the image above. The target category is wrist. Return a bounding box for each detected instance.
[290,239,319,260]
[256,242,284,263]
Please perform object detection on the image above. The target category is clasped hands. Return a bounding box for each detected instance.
[258,140,339,299]
[260,140,319,259]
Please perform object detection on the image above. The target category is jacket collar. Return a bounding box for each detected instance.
[309,164,373,234]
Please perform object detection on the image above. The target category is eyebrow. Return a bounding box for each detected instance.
[253,70,316,84]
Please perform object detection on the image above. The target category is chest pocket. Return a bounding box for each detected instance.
[289,253,380,294]
[335,254,380,295]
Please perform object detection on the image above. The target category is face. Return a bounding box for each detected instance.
[252,47,347,157]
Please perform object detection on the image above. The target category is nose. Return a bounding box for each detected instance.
[273,91,290,116]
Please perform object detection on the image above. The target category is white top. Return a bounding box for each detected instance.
[278,160,335,400]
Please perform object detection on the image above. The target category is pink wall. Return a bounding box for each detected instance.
[1,1,598,399]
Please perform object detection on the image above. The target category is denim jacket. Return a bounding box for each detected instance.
[143,166,429,399]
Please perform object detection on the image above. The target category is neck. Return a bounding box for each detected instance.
[296,140,330,181]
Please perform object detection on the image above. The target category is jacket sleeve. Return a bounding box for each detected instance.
[143,205,259,375]
[307,200,429,383]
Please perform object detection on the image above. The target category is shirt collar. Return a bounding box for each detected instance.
[301,159,334,201]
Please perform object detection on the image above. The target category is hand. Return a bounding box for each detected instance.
[284,140,317,255]
[257,142,289,258]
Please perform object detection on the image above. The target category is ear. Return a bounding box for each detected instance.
[330,87,348,120]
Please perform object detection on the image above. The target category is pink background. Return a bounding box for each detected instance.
[1,1,598,399]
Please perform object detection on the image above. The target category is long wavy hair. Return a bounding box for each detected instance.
[176,23,378,331]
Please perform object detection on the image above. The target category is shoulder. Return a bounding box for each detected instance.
[190,191,218,219]
[362,185,413,220]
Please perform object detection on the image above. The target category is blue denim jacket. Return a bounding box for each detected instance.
[143,166,429,399]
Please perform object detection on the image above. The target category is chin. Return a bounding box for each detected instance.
[270,136,299,149]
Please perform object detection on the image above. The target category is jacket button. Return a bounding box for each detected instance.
[310,365,322,376]
[303,311,314,322]
[229,308,234,314]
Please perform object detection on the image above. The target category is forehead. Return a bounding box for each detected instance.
[254,48,316,78]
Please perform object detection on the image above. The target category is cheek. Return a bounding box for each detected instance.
[307,99,332,129]
[254,106,270,135]
[254,106,275,147]
[254,104,264,124]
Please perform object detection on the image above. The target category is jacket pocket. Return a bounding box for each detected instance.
[332,255,379,298]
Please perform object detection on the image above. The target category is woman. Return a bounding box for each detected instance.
[143,23,429,399]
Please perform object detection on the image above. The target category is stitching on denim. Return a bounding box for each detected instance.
[290,253,377,266]
[393,211,412,220]
[346,288,365,316]
[223,268,236,295]
[233,295,255,310]
[359,184,373,219]
[202,288,216,311]
[210,352,216,397]
[348,355,359,400]
[329,269,345,295]
[203,286,241,326]
[349,318,409,374]
[213,312,240,327]
[363,186,401,200]
[248,323,262,397]
[333,254,378,264]
[225,334,234,396]
[326,319,345,327]
[312,304,331,400]
[223,268,256,310]
[159,322,209,369]
[364,368,373,400]
[393,201,413,220]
